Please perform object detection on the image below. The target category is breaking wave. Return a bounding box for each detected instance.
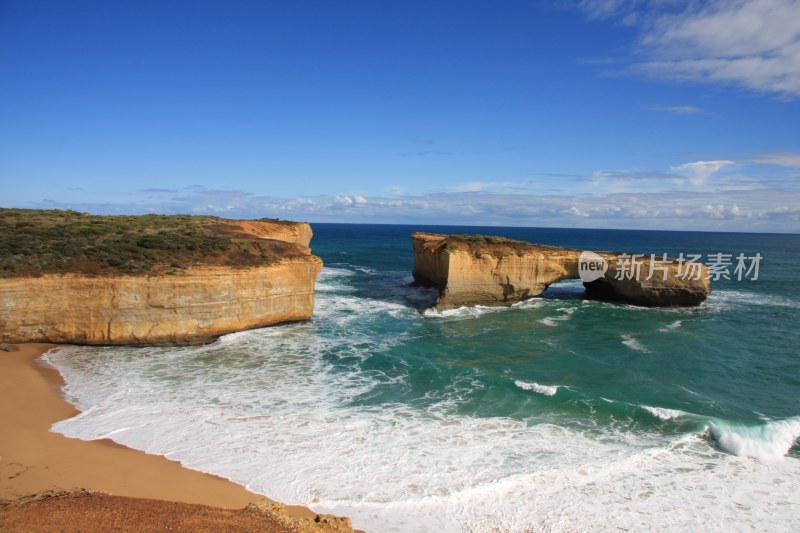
[514,380,562,396]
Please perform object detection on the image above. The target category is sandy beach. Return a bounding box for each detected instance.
[0,343,353,532]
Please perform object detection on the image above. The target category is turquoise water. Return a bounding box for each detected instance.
[45,224,800,532]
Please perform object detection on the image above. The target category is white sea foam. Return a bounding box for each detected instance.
[423,297,550,319]
[425,304,507,319]
[315,294,411,325]
[313,268,414,324]
[707,417,800,460]
[719,290,800,309]
[44,333,800,533]
[514,380,561,396]
[537,306,577,327]
[703,289,800,313]
[316,266,356,282]
[642,405,688,420]
[511,298,546,310]
[659,320,683,332]
[622,334,650,353]
[41,277,800,533]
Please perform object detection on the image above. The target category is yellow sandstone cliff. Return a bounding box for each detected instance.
[412,232,711,309]
[208,219,314,249]
[0,216,322,345]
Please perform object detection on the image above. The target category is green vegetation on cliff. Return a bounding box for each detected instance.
[0,208,303,277]
[433,233,576,257]
[447,234,531,247]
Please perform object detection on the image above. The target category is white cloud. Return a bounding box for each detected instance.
[586,171,655,194]
[751,152,800,167]
[333,195,353,206]
[449,181,495,193]
[702,203,727,218]
[651,104,705,114]
[23,163,800,232]
[646,0,800,97]
[642,0,800,57]
[576,0,629,19]
[330,195,368,208]
[670,160,736,186]
[576,0,800,98]
[447,180,541,194]
[564,205,590,217]
[27,187,800,232]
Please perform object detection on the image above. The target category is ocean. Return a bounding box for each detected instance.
[43,223,800,532]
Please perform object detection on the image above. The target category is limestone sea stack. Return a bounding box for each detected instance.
[411,232,711,309]
[0,210,323,345]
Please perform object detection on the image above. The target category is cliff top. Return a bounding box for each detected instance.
[412,232,578,256]
[0,208,312,277]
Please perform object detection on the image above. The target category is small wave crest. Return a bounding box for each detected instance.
[659,320,683,332]
[641,405,688,420]
[538,307,577,327]
[423,303,527,319]
[514,380,561,396]
[424,305,496,319]
[621,334,649,353]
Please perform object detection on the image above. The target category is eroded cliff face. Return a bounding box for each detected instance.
[412,233,580,308]
[412,233,710,309]
[0,259,322,345]
[0,219,322,345]
[208,220,313,249]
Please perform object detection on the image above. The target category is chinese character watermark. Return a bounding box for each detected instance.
[733,252,761,281]
[676,253,703,281]
[579,251,762,282]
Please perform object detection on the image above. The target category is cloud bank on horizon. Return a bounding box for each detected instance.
[1,0,799,232]
[22,161,800,234]
[30,151,800,232]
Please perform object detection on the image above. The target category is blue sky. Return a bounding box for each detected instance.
[1,0,799,232]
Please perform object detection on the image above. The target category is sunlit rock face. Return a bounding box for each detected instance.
[411,233,710,310]
[0,221,322,345]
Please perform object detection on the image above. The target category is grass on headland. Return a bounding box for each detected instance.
[0,208,303,277]
[446,234,532,247]
[433,233,571,256]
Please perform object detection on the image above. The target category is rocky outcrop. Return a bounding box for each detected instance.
[0,220,322,345]
[412,233,710,309]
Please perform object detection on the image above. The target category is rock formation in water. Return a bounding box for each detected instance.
[411,232,711,309]
[0,210,322,345]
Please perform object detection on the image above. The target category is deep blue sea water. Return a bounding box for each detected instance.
[45,224,800,532]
